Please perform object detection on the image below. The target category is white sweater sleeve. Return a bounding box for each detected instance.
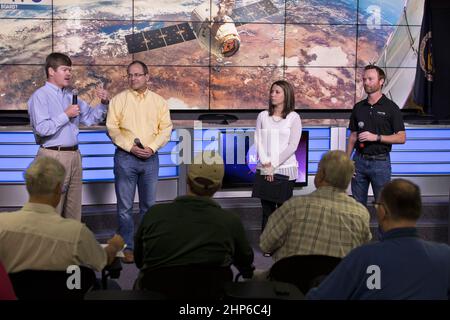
[275,113,302,167]
[255,112,270,164]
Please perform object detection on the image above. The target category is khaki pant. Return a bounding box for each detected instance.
[36,147,82,220]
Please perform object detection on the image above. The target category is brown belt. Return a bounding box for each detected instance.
[41,145,78,151]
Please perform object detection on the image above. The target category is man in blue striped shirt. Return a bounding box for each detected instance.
[27,52,110,220]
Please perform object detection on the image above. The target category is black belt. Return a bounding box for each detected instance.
[41,145,78,151]
[358,153,387,160]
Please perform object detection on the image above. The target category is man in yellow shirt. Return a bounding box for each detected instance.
[106,60,173,263]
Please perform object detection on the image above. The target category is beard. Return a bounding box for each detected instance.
[364,84,381,95]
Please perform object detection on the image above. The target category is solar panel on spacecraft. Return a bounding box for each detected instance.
[125,0,279,54]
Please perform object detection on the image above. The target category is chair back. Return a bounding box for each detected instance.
[139,265,233,300]
[268,255,342,294]
[9,266,96,300]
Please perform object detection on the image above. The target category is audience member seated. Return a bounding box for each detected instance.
[259,150,371,268]
[307,179,450,299]
[134,151,254,297]
[0,157,125,274]
[0,261,16,300]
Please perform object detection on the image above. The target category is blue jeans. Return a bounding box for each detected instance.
[114,148,159,250]
[351,152,391,207]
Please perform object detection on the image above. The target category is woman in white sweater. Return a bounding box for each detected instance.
[255,80,302,231]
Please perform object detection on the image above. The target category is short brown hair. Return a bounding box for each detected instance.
[379,179,422,221]
[268,80,296,119]
[364,64,386,82]
[45,53,72,78]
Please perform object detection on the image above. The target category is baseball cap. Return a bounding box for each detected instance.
[187,151,224,191]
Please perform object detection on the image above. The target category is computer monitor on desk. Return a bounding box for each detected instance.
[220,129,309,188]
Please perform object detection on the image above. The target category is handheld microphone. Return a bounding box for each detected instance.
[134,138,144,149]
[72,89,78,105]
[358,121,365,149]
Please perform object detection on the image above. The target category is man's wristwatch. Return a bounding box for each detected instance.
[377,134,382,143]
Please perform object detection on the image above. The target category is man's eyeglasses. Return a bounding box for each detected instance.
[127,73,146,79]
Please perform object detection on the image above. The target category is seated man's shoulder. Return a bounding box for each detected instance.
[347,198,371,219]
[288,194,336,214]
[341,195,370,214]
[0,210,20,218]
[320,191,369,215]
[0,211,23,229]
[293,192,327,207]
[342,241,379,263]
[294,191,370,221]
[144,202,174,217]
[422,239,450,255]
[279,195,307,208]
[57,216,86,233]
[140,201,186,224]
[345,194,368,208]
[209,207,243,225]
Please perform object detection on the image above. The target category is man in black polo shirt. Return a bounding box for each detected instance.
[346,65,406,207]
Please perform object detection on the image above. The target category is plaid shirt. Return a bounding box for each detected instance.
[260,186,372,261]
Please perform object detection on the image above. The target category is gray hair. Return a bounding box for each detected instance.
[24,157,66,196]
[318,150,354,190]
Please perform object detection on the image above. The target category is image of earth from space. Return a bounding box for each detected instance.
[0,0,414,111]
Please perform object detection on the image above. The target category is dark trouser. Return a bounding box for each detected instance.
[260,180,296,231]
[261,200,282,231]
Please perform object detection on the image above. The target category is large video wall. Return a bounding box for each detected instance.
[0,0,419,110]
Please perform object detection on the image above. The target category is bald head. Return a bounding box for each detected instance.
[379,179,422,221]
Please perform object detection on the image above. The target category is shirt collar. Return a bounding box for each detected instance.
[174,195,221,208]
[129,88,149,100]
[316,185,346,193]
[363,94,387,107]
[21,202,59,215]
[45,81,66,94]
[379,227,420,241]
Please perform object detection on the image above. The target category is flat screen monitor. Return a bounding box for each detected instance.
[220,129,308,188]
